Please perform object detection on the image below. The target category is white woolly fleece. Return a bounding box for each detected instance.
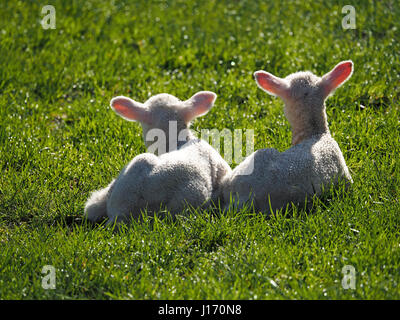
[84,92,231,224]
[222,61,354,212]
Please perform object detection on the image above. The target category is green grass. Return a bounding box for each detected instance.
[1,0,399,299]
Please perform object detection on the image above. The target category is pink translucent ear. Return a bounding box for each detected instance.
[254,71,290,99]
[110,96,151,124]
[320,60,353,97]
[182,91,217,122]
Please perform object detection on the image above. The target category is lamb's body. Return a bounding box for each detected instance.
[84,91,231,224]
[222,61,354,212]
[222,133,352,211]
[106,138,229,222]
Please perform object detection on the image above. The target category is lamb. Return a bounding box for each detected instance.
[84,91,231,225]
[221,60,354,212]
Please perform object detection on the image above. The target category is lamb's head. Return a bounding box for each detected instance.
[254,61,353,145]
[110,91,216,154]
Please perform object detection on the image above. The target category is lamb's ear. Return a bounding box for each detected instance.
[254,71,290,99]
[320,60,353,98]
[110,96,151,124]
[182,91,217,122]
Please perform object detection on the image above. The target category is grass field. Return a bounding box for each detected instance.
[0,0,399,299]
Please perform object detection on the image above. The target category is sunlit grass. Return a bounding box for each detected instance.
[0,0,399,299]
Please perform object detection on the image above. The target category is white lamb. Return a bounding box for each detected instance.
[221,60,354,212]
[84,91,231,225]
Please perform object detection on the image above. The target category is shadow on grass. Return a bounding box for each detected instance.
[42,179,353,254]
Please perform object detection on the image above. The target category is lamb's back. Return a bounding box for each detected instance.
[108,139,229,220]
[223,134,351,211]
[258,133,352,210]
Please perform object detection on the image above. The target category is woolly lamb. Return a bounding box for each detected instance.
[221,61,354,212]
[84,91,231,225]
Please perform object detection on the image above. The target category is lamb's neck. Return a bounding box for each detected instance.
[289,111,330,146]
